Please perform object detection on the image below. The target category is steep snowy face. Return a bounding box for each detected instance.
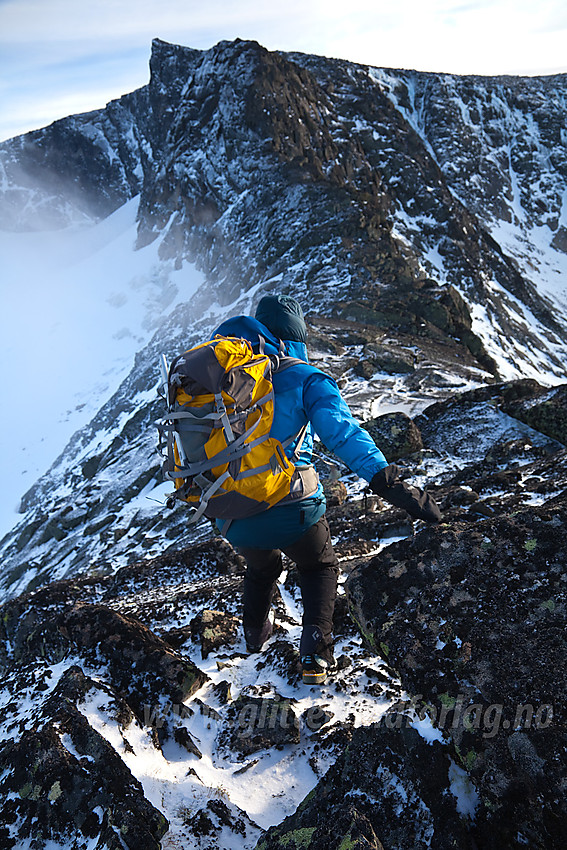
[292,55,567,379]
[384,71,567,236]
[0,38,567,596]
[135,40,567,378]
[0,94,145,229]
[368,68,567,372]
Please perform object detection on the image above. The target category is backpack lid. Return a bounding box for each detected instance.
[213,315,308,363]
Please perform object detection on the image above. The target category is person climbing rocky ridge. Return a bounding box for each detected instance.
[0,377,565,849]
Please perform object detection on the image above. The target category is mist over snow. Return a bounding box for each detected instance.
[0,197,204,538]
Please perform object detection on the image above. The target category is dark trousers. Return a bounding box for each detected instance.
[238,516,339,641]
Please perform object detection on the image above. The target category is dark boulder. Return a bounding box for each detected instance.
[0,666,168,850]
[346,494,567,848]
[190,608,240,657]
[416,379,566,462]
[322,476,348,506]
[502,383,567,446]
[363,411,423,462]
[220,693,300,756]
[60,603,207,717]
[354,341,415,376]
[256,721,476,849]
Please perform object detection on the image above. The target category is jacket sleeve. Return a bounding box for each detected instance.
[302,370,388,482]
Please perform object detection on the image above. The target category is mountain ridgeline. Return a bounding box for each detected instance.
[1,39,567,850]
[0,38,566,592]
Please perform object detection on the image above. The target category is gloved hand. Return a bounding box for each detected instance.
[370,464,441,523]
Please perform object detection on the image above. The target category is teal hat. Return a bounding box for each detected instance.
[255,295,307,343]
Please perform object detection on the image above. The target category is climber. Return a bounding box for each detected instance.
[212,295,441,685]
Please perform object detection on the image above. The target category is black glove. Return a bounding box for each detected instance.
[370,464,441,523]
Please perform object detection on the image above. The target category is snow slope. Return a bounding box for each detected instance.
[0,198,204,537]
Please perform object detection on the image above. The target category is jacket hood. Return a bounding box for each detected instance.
[254,295,307,344]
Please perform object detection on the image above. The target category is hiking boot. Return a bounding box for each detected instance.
[300,625,335,685]
[244,618,273,653]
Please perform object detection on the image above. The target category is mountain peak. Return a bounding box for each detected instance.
[1,36,566,583]
[1,38,567,849]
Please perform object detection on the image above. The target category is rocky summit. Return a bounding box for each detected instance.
[0,36,566,850]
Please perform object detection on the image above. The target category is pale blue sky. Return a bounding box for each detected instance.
[1,0,566,141]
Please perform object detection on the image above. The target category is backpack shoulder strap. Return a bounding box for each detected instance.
[273,355,307,373]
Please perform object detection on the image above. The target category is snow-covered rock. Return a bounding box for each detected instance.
[1,382,566,848]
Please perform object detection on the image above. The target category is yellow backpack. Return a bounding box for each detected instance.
[158,335,309,527]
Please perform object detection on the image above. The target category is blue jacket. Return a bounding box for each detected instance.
[212,316,388,548]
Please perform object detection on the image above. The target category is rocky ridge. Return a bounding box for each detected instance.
[1,39,567,591]
[0,379,566,848]
[0,36,566,848]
